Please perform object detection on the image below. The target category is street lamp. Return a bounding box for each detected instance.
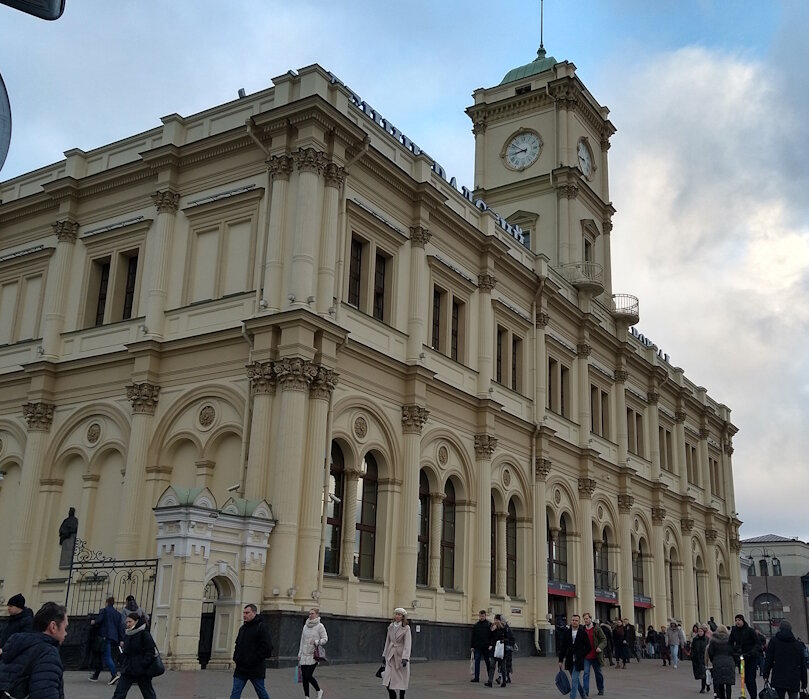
[747,548,780,639]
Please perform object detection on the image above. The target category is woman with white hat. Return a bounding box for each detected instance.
[380,607,412,698]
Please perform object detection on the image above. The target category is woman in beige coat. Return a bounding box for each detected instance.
[381,607,412,698]
[297,608,327,699]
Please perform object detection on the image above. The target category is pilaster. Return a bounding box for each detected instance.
[472,433,497,613]
[144,190,180,339]
[264,154,293,312]
[41,219,79,359]
[406,226,431,362]
[289,147,326,308]
[577,477,596,615]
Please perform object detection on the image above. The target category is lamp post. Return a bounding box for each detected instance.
[747,548,780,639]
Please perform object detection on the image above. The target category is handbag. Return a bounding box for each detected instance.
[375,664,385,678]
[313,643,327,662]
[555,669,572,694]
[759,682,778,699]
[494,640,505,659]
[147,648,165,678]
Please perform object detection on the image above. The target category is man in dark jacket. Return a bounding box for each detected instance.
[231,603,272,699]
[763,619,808,698]
[470,609,491,683]
[0,593,34,655]
[557,614,592,699]
[91,596,124,684]
[0,601,68,699]
[730,613,759,699]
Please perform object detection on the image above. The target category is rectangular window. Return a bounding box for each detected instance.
[496,326,505,384]
[431,287,444,351]
[348,238,363,308]
[590,384,610,437]
[547,357,571,418]
[686,443,698,484]
[373,252,387,321]
[121,254,139,320]
[633,554,645,595]
[451,300,460,361]
[511,335,522,392]
[709,455,722,497]
[626,406,645,457]
[94,259,111,326]
[560,365,570,418]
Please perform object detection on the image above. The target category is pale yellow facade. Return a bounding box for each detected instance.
[0,57,741,666]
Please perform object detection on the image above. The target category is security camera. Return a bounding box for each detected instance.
[227,483,241,493]
[328,493,341,504]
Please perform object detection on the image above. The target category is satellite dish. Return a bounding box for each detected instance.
[0,71,10,174]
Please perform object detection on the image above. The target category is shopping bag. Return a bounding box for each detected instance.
[494,640,505,659]
[555,669,571,694]
[295,665,302,683]
[705,668,712,686]
[469,650,475,675]
[759,682,778,699]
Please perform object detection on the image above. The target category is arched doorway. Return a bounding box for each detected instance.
[197,580,220,669]
[196,575,240,669]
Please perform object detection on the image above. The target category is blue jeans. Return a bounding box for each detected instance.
[101,640,118,677]
[472,648,490,681]
[583,658,604,694]
[570,667,583,699]
[670,644,680,667]
[230,675,270,699]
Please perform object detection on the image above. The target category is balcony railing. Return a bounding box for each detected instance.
[611,293,640,325]
[558,261,604,294]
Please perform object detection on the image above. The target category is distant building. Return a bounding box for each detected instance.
[741,535,809,641]
[0,46,742,666]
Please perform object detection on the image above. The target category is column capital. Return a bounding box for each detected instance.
[401,405,429,434]
[699,428,710,440]
[614,369,628,383]
[246,361,277,395]
[495,511,508,523]
[548,526,560,542]
[602,217,613,234]
[474,434,498,458]
[729,537,741,552]
[151,189,180,214]
[647,391,660,404]
[617,493,634,513]
[22,402,55,431]
[409,225,432,248]
[705,528,719,542]
[477,273,497,292]
[52,219,79,243]
[577,477,596,498]
[534,457,552,481]
[293,147,327,175]
[576,343,591,358]
[274,357,318,392]
[472,118,487,135]
[723,440,734,456]
[674,410,687,423]
[680,517,695,532]
[126,382,161,415]
[268,154,293,180]
[430,492,446,505]
[651,506,666,525]
[557,184,579,199]
[323,162,346,188]
[310,365,339,400]
[346,467,364,482]
[535,311,550,328]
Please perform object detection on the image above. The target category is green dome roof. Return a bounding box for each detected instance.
[500,47,556,85]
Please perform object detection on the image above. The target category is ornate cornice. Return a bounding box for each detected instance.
[22,402,54,431]
[401,405,429,434]
[293,147,327,175]
[576,343,591,358]
[477,273,497,292]
[577,477,596,498]
[409,225,432,248]
[474,434,498,459]
[274,357,318,392]
[617,493,634,513]
[535,457,551,482]
[246,361,277,395]
[674,410,687,424]
[614,369,628,383]
[310,366,338,401]
[535,311,550,328]
[268,154,293,181]
[151,189,180,214]
[651,506,666,525]
[52,219,79,243]
[323,162,346,189]
[680,517,695,532]
[127,382,161,415]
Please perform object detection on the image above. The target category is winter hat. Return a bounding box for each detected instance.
[7,593,25,608]
[779,620,792,632]
[735,614,746,623]
[394,607,408,616]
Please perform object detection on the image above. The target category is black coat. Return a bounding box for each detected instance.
[557,626,592,672]
[707,631,736,686]
[0,607,34,650]
[471,620,491,650]
[763,629,808,692]
[729,622,759,662]
[120,624,156,677]
[691,634,708,680]
[0,632,64,699]
[233,616,273,679]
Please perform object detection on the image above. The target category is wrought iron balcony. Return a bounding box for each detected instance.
[611,293,640,325]
[559,261,604,294]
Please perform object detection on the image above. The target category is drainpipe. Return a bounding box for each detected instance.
[246,117,271,313]
[334,136,371,321]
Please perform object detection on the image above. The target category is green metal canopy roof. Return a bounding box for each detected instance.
[500,47,557,85]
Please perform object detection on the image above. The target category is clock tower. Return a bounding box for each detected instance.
[466,45,617,297]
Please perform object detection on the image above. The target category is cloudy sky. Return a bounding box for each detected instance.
[1,1,807,541]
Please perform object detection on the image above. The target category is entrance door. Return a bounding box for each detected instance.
[197,580,219,669]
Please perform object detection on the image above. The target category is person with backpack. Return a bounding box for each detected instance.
[112,612,159,699]
[0,601,68,699]
[230,604,273,699]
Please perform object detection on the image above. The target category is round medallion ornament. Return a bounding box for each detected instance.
[437,445,449,466]
[353,416,368,440]
[502,468,511,487]
[86,422,101,445]
[199,405,216,429]
[554,488,562,505]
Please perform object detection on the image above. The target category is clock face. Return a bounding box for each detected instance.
[505,132,541,171]
[577,140,593,177]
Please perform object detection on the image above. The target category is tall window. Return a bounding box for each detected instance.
[373,252,387,321]
[511,336,522,391]
[626,406,645,457]
[685,442,698,483]
[548,357,571,418]
[86,250,141,327]
[440,481,456,589]
[591,384,610,437]
[324,443,345,575]
[659,427,674,471]
[506,500,517,597]
[709,455,722,496]
[490,496,497,593]
[94,259,111,326]
[416,471,430,586]
[496,327,505,384]
[759,559,769,577]
[346,232,395,320]
[633,544,646,595]
[348,238,363,308]
[121,255,138,320]
[451,300,461,361]
[773,558,782,576]
[548,518,568,582]
[429,277,467,363]
[431,288,443,350]
[354,454,378,580]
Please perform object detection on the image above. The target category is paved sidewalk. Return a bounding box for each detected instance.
[64,656,723,698]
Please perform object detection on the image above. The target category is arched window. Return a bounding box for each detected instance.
[440,480,456,589]
[416,471,430,586]
[324,442,345,575]
[354,453,378,580]
[759,559,769,577]
[772,558,782,576]
[633,541,646,595]
[490,496,497,593]
[506,500,517,597]
[549,517,568,582]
